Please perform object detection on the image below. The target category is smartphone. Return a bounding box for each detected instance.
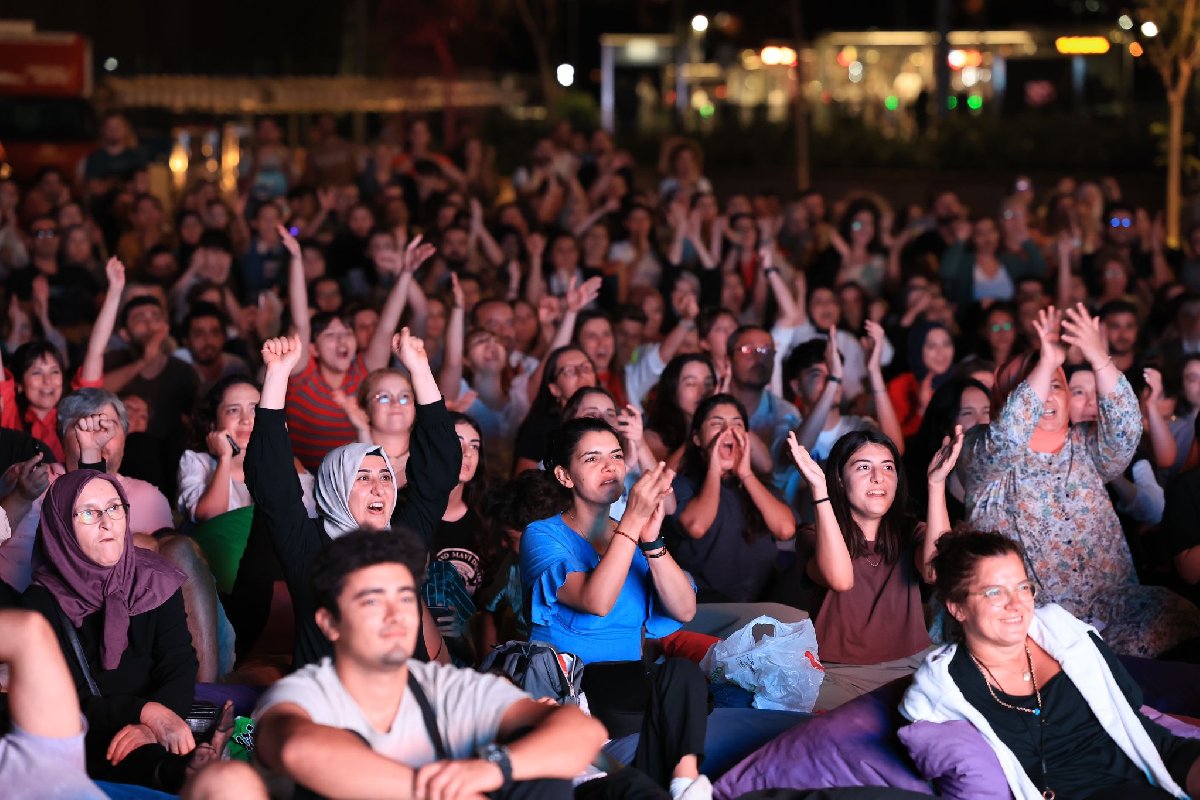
[226,434,241,457]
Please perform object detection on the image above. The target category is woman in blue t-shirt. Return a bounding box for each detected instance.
[520,417,712,797]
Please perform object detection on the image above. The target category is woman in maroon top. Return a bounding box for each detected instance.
[788,425,962,711]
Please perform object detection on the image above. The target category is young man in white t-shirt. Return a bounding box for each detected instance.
[254,528,606,799]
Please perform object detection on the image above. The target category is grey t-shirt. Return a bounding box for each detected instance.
[3,724,105,800]
[254,658,528,767]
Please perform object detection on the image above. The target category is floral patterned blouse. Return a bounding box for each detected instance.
[959,376,1200,657]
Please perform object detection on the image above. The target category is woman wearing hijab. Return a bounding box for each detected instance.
[958,304,1200,657]
[887,321,956,440]
[242,330,461,668]
[22,469,200,790]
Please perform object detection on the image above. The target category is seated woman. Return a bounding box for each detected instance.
[177,375,316,523]
[958,304,1200,657]
[341,367,416,481]
[671,393,796,603]
[643,353,717,469]
[430,412,488,597]
[787,425,962,711]
[904,530,1200,800]
[240,331,460,667]
[904,377,991,523]
[512,345,598,474]
[23,469,229,792]
[521,418,711,798]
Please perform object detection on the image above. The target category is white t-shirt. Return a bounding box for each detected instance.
[254,657,529,767]
[176,450,317,522]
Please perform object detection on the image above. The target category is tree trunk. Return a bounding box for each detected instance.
[1168,87,1185,246]
[790,0,810,189]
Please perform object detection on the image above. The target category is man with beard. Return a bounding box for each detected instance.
[1100,299,1141,373]
[727,325,802,489]
[420,225,473,297]
[253,528,607,799]
[904,189,965,270]
[178,303,250,396]
[281,227,435,471]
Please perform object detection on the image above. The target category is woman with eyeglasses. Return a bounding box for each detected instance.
[512,345,597,474]
[979,302,1020,369]
[21,469,227,792]
[344,368,418,481]
[904,530,1200,800]
[959,305,1200,657]
[788,425,962,710]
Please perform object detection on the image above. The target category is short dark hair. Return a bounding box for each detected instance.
[726,324,769,358]
[1098,299,1139,321]
[310,310,352,340]
[782,339,830,386]
[311,527,428,621]
[197,228,234,255]
[545,416,620,474]
[932,529,1026,605]
[119,295,164,329]
[183,301,229,335]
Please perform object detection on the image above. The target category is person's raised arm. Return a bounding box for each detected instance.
[555,464,674,617]
[0,609,85,739]
[571,196,619,239]
[1055,234,1076,310]
[676,436,725,539]
[666,202,689,266]
[687,208,718,269]
[522,233,548,307]
[437,273,466,404]
[280,226,311,376]
[468,197,505,268]
[789,434,853,590]
[657,291,699,365]
[1141,368,1177,469]
[863,320,905,453]
[191,433,237,523]
[393,327,441,405]
[638,497,696,621]
[763,248,803,326]
[920,425,963,583]
[794,329,843,451]
[259,334,305,411]
[735,428,795,540]
[365,236,436,372]
[81,257,126,384]
[524,276,601,405]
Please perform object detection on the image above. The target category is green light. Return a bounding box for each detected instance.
[967,95,983,110]
[885,95,899,111]
[699,102,715,118]
[947,96,958,109]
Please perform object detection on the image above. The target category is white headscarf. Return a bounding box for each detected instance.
[315,443,397,540]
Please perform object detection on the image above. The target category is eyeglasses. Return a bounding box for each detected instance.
[555,362,595,379]
[372,392,412,406]
[990,322,1013,333]
[1109,217,1133,229]
[34,229,58,239]
[74,503,129,526]
[971,581,1037,606]
[735,344,775,358]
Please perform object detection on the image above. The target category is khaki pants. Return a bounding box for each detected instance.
[813,648,934,712]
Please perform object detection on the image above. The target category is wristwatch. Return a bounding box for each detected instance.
[638,534,667,552]
[477,743,513,788]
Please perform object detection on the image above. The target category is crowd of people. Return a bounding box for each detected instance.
[1,107,1200,798]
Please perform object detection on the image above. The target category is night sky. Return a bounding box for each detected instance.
[4,0,1135,77]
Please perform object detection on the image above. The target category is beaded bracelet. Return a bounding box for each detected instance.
[613,529,639,547]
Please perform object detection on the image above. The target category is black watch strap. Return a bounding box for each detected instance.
[638,535,666,552]
[479,743,513,787]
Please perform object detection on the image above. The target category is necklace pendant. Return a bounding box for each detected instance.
[1032,708,1040,716]
[1022,671,1032,682]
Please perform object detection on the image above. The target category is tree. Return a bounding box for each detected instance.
[1138,0,1200,245]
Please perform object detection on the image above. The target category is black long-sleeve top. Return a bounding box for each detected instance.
[244,401,461,667]
[23,585,198,771]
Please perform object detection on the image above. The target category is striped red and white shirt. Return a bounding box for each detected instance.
[285,355,369,471]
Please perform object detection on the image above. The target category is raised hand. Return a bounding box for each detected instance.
[261,334,305,373]
[205,430,236,461]
[403,234,436,273]
[332,389,371,432]
[716,361,733,394]
[565,275,602,313]
[449,272,465,310]
[1059,303,1107,369]
[624,461,675,525]
[825,327,844,382]
[278,224,302,262]
[862,319,886,375]
[927,425,964,485]
[446,389,479,414]
[391,326,429,373]
[316,187,336,213]
[787,431,829,499]
[525,232,546,265]
[616,404,644,446]
[74,414,117,463]
[732,427,754,481]
[1031,305,1066,370]
[15,453,49,501]
[676,290,700,323]
[1144,367,1164,406]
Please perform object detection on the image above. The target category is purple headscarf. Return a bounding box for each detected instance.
[31,470,185,670]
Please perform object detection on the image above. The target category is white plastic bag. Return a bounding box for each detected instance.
[698,615,824,712]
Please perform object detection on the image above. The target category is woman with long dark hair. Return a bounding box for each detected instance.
[511,345,597,474]
[429,412,489,596]
[644,354,716,468]
[670,393,795,602]
[788,425,962,710]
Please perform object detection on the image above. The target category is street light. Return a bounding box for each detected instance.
[691,14,709,33]
[1117,14,1133,30]
[1141,20,1159,37]
[556,63,575,87]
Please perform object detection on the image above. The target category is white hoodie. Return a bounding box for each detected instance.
[900,604,1187,800]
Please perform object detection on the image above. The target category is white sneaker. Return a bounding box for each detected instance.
[669,775,713,800]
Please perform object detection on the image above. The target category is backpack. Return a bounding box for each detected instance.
[480,640,586,706]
